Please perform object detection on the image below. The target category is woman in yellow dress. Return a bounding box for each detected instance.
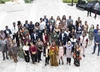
[49,41,58,66]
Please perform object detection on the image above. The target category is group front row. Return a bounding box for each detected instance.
[0,37,81,67]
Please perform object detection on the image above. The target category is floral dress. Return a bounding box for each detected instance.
[18,43,24,58]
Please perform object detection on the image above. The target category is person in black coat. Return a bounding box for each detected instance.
[31,29,39,44]
[28,21,34,35]
[4,26,12,37]
[59,29,67,45]
[68,22,75,32]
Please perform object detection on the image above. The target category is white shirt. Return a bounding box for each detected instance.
[62,33,64,40]
[94,2,100,10]
[40,21,46,30]
[12,26,18,35]
[23,46,29,51]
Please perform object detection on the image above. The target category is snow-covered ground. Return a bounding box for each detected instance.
[0,0,100,72]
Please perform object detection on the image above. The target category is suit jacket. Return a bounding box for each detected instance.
[4,29,12,37]
[31,33,38,43]
[59,33,67,43]
[37,30,43,40]
[47,25,54,33]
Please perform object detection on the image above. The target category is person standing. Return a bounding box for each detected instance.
[92,29,100,56]
[65,41,73,66]
[79,32,88,57]
[67,16,73,26]
[23,42,30,63]
[49,41,58,66]
[88,24,94,45]
[87,1,93,17]
[36,38,44,62]
[73,43,81,67]
[29,42,37,64]
[94,1,100,19]
[0,37,9,60]
[12,40,18,63]
[58,42,64,65]
[11,22,18,40]
[44,42,50,66]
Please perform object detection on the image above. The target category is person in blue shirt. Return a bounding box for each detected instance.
[94,24,99,34]
[92,29,100,56]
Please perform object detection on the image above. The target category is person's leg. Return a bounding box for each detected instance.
[92,43,96,54]
[61,56,64,65]
[83,46,85,57]
[90,8,92,16]
[24,51,28,62]
[5,44,8,59]
[27,51,30,62]
[45,57,48,66]
[2,51,5,60]
[69,58,71,65]
[87,9,89,17]
[97,44,100,56]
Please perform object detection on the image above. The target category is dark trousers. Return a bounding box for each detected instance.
[67,58,71,63]
[13,34,17,40]
[24,51,30,62]
[37,50,42,61]
[31,53,37,63]
[94,10,97,19]
[93,43,100,55]
[45,56,50,64]
[2,44,8,59]
[87,8,92,16]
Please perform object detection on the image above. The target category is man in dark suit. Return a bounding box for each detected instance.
[28,21,34,35]
[59,29,67,45]
[4,26,12,37]
[37,27,43,41]
[43,15,49,26]
[31,29,39,44]
[92,29,100,56]
[47,21,54,33]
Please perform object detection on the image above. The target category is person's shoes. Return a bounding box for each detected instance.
[59,62,60,64]
[38,61,40,63]
[62,62,64,65]
[83,55,85,57]
[3,58,5,60]
[92,52,95,54]
[45,63,47,66]
[69,63,71,66]
[97,54,99,56]
[6,57,9,59]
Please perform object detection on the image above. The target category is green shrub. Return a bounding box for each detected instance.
[24,0,33,3]
[0,0,5,4]
[63,0,78,3]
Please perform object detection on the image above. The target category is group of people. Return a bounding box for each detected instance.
[0,15,100,67]
[87,1,100,19]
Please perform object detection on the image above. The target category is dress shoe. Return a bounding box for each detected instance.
[83,55,85,57]
[92,52,95,54]
[3,58,5,60]
[6,57,9,59]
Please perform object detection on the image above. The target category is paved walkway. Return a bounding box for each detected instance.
[0,0,100,72]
